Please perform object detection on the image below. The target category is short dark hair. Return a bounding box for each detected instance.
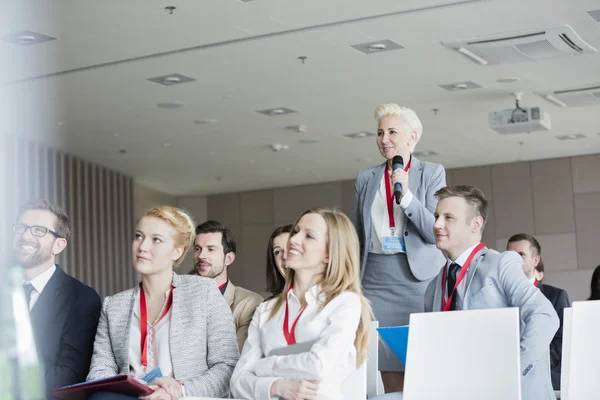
[195,220,236,254]
[507,233,541,256]
[18,200,70,241]
[435,185,489,227]
[508,233,544,273]
[266,224,293,298]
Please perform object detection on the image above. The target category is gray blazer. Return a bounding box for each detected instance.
[424,246,559,400]
[87,273,240,398]
[351,157,446,281]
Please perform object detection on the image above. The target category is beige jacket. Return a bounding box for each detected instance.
[223,281,263,351]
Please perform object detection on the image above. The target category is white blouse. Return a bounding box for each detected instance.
[230,285,362,400]
[128,289,173,379]
[370,171,414,254]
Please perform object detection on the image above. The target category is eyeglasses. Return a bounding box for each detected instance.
[13,224,63,238]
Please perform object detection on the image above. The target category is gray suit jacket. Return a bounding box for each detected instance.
[424,246,559,400]
[87,273,240,398]
[351,157,446,281]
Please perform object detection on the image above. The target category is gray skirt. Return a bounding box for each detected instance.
[362,252,432,372]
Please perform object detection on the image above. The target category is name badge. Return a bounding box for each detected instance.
[141,366,163,383]
[382,236,406,252]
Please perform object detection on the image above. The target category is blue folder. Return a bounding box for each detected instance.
[377,325,410,366]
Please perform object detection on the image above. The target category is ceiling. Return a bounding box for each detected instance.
[2,0,600,196]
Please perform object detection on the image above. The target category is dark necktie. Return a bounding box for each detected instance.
[22,282,36,310]
[447,263,461,311]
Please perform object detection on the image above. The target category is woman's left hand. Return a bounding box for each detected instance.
[147,377,182,399]
[391,168,410,196]
[139,387,172,400]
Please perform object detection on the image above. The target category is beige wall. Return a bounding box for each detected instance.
[205,154,600,301]
[133,183,178,221]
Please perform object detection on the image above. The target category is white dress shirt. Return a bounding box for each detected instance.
[128,289,173,379]
[24,265,56,311]
[443,242,482,309]
[230,285,362,400]
[370,172,414,254]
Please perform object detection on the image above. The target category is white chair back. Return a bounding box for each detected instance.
[366,320,384,398]
[559,307,572,400]
[563,300,600,400]
[403,308,521,400]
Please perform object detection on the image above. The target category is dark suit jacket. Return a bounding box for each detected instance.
[538,282,571,390]
[29,266,101,398]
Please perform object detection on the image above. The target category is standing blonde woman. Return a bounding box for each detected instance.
[87,206,239,400]
[231,208,372,400]
[351,104,446,392]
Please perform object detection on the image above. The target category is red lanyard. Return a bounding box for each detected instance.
[384,159,411,232]
[440,242,485,312]
[283,290,307,345]
[533,279,539,287]
[140,286,174,367]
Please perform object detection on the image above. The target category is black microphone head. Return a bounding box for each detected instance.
[392,155,404,167]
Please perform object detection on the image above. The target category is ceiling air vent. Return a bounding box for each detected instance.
[536,85,600,107]
[443,25,597,65]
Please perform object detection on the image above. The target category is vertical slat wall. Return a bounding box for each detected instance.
[2,135,135,299]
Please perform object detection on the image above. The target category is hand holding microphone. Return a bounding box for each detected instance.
[391,155,409,204]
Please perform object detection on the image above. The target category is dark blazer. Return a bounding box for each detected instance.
[351,157,446,281]
[29,266,101,398]
[538,282,571,390]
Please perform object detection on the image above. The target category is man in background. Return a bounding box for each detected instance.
[194,220,263,351]
[507,233,571,390]
[13,200,101,397]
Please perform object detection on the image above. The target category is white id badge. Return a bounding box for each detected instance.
[382,236,406,252]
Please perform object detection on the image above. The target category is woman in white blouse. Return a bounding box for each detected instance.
[87,206,239,400]
[231,208,372,400]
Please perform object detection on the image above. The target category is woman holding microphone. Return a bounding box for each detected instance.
[351,104,446,392]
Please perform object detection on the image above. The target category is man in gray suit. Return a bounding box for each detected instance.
[425,185,559,400]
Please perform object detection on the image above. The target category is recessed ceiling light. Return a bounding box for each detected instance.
[439,81,482,91]
[2,30,56,46]
[113,133,120,138]
[299,139,320,144]
[157,101,185,109]
[208,152,216,156]
[119,149,127,154]
[351,40,404,55]
[194,118,218,124]
[163,142,172,147]
[413,150,439,157]
[257,107,297,117]
[270,143,290,152]
[496,77,520,83]
[147,73,196,86]
[556,134,586,141]
[57,121,64,126]
[344,132,376,139]
[249,160,256,164]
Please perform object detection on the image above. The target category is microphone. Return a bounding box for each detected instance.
[392,155,404,204]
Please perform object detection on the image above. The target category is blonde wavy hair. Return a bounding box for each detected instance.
[141,206,195,266]
[268,208,373,366]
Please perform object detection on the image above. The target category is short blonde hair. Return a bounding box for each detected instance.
[142,206,195,266]
[374,103,423,152]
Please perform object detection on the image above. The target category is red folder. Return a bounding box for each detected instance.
[51,375,153,400]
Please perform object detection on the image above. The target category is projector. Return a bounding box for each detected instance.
[488,106,551,134]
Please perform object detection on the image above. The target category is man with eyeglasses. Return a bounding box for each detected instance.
[13,200,101,398]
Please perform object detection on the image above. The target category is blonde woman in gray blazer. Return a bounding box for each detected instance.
[351,104,446,392]
[87,206,239,400]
